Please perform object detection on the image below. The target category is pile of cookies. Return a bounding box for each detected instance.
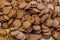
[0,0,60,40]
